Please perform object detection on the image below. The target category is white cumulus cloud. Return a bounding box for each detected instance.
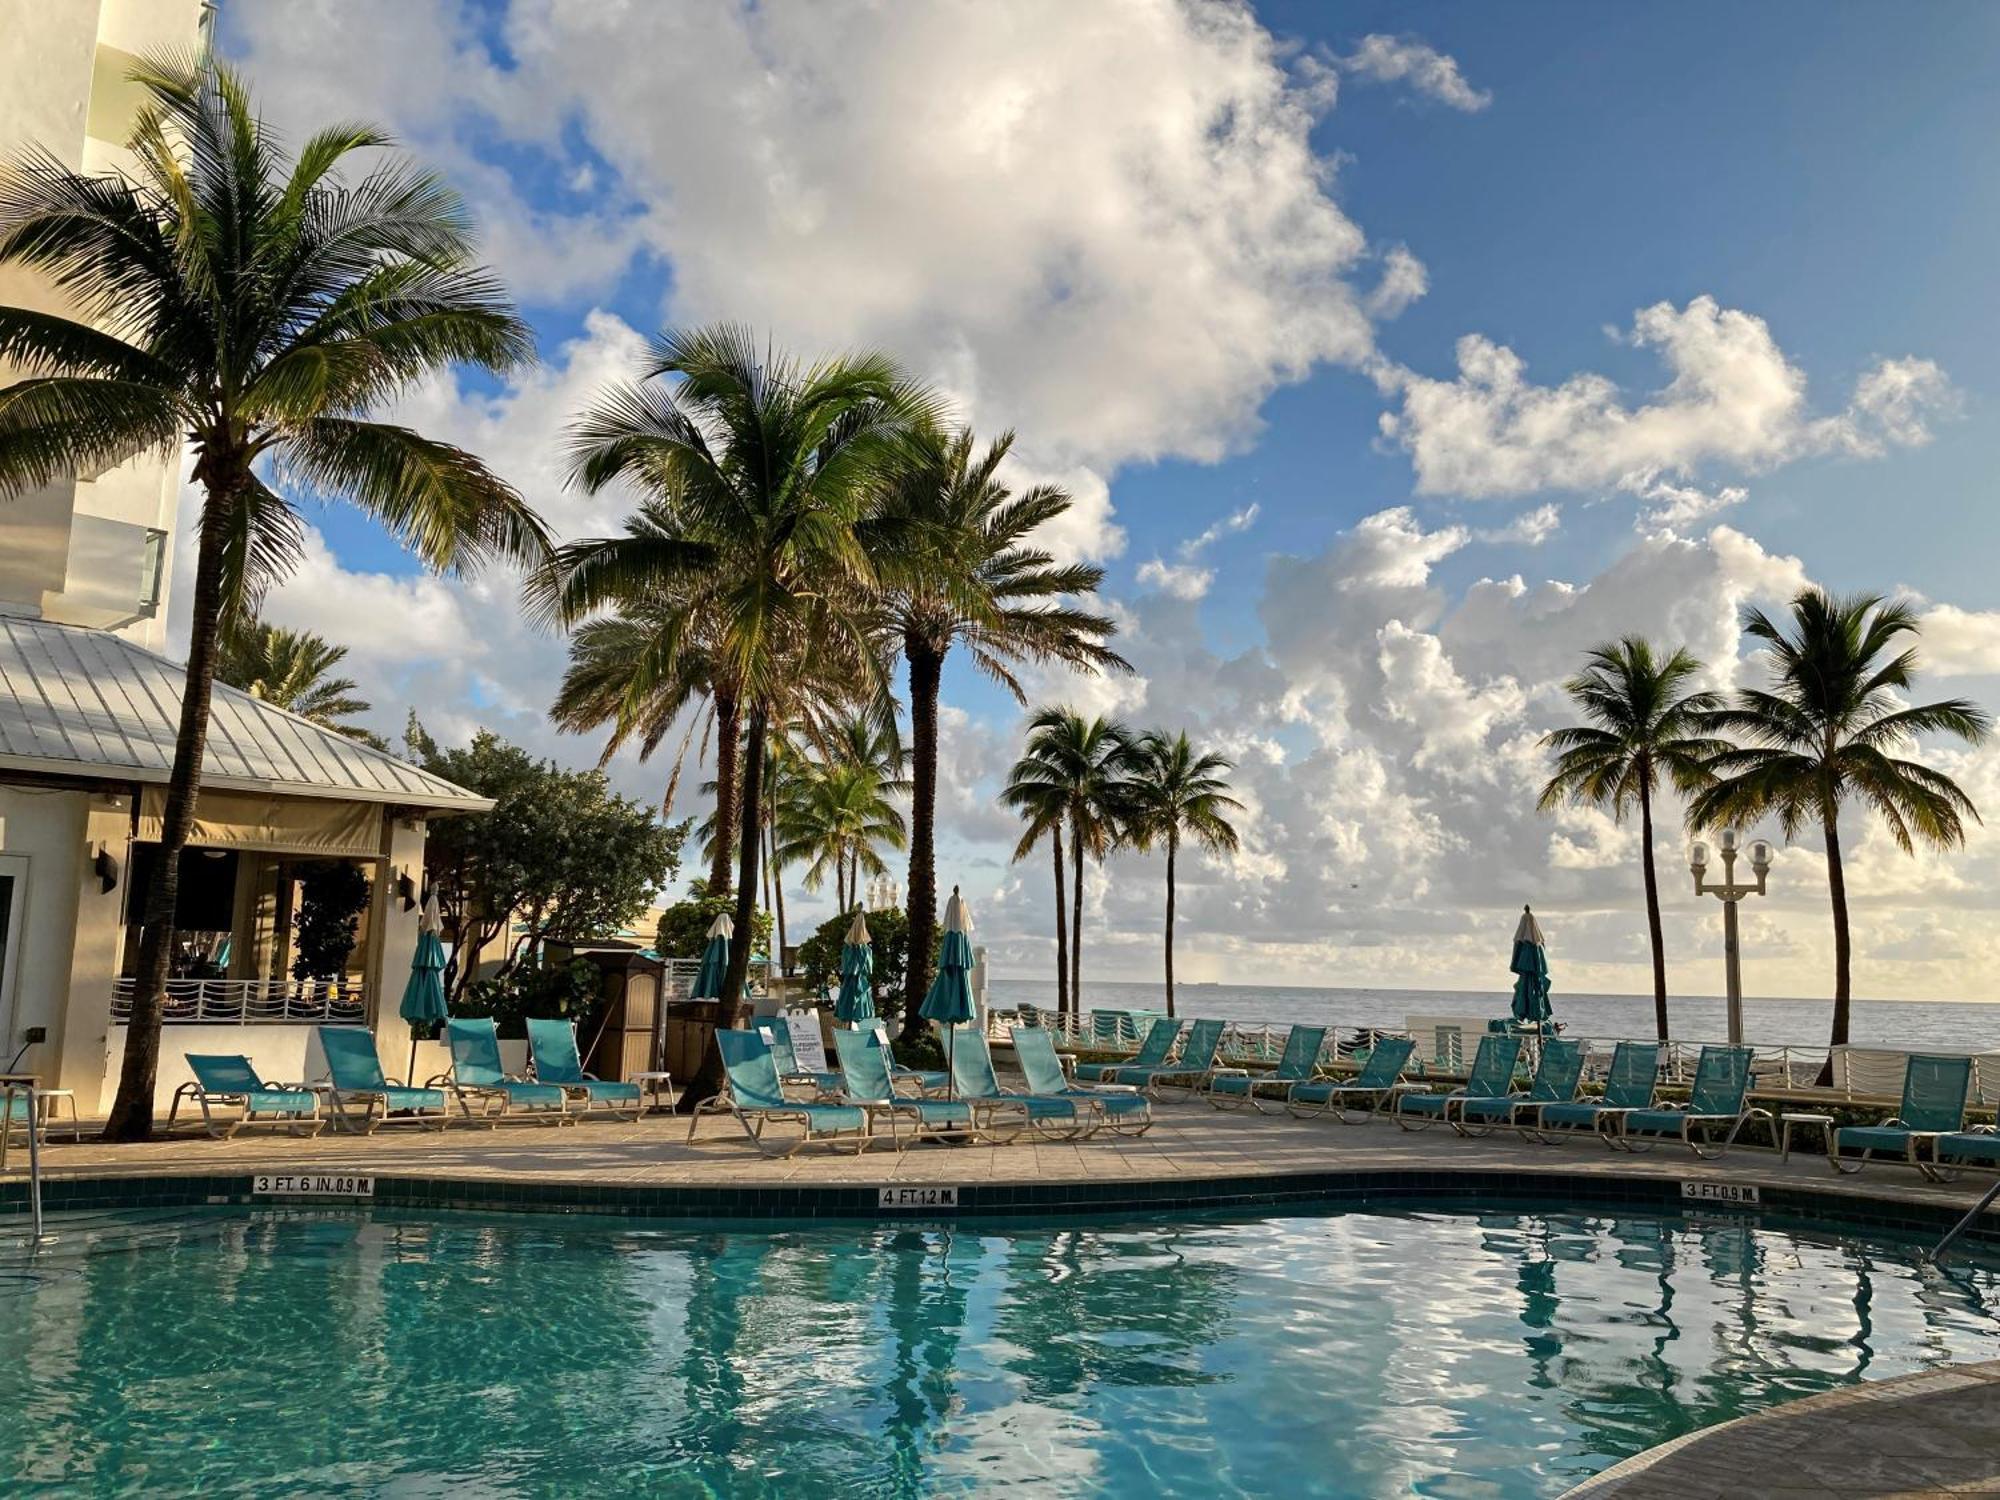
[1339,34,1492,112]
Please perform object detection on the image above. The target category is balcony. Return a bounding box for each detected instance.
[111,977,369,1026]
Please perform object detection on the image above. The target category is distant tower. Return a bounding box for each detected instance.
[0,0,208,648]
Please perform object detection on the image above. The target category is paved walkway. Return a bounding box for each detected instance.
[12,1095,2000,1217]
[1564,1361,2000,1498]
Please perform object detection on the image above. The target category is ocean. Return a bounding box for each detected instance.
[985,977,2000,1052]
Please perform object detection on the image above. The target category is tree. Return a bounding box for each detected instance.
[407,725,688,1004]
[0,60,548,1138]
[794,906,937,1002]
[654,882,771,963]
[776,760,907,912]
[1123,730,1241,1018]
[866,425,1125,1028]
[1002,708,1134,1013]
[1537,638,1728,1041]
[537,326,933,1096]
[218,618,384,747]
[1690,590,1989,1055]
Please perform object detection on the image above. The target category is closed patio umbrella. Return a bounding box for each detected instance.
[1509,905,1553,1030]
[920,887,977,1098]
[400,889,449,1082]
[834,908,875,1024]
[691,912,732,1000]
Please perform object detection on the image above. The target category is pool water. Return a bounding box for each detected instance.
[1,1205,1996,1497]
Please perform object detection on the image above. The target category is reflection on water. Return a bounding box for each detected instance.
[0,1205,1995,1497]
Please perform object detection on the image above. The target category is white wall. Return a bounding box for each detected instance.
[0,786,88,1072]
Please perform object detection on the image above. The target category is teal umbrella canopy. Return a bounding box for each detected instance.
[398,891,449,1029]
[1509,905,1553,1028]
[691,912,732,1000]
[921,887,977,1098]
[835,908,876,1023]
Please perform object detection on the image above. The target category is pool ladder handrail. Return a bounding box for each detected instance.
[1,1081,46,1243]
[1929,1176,2000,1264]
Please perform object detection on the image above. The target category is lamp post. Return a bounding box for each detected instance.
[1688,828,1773,1045]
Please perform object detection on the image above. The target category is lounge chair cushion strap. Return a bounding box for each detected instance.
[1937,1132,2000,1163]
[381,1087,446,1112]
[1836,1125,1922,1152]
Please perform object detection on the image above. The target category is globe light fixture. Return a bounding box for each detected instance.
[1689,827,1773,1045]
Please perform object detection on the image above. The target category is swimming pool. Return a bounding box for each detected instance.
[1,1203,1995,1496]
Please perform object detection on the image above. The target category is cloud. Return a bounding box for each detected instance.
[1620,472,1748,531]
[1180,503,1261,558]
[1339,35,1492,112]
[1136,558,1215,601]
[1913,604,2000,679]
[1475,503,1561,546]
[1364,245,1429,319]
[1378,296,1955,498]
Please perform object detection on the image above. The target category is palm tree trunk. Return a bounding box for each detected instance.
[1825,807,1852,1048]
[1163,833,1178,1020]
[1051,827,1070,1018]
[103,496,234,1141]
[772,857,788,975]
[1069,814,1085,1012]
[902,639,943,1028]
[1638,779,1669,1041]
[708,690,739,896]
[689,702,766,1107]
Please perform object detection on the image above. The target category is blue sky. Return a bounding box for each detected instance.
[208,1,2000,1002]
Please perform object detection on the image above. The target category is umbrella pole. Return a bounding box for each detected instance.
[406,1028,419,1088]
[947,1024,956,1102]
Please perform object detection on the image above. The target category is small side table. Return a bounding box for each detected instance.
[630,1071,676,1116]
[1781,1111,1836,1162]
[35,1089,82,1142]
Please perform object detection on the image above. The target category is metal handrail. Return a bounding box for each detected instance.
[2,1082,45,1243]
[1931,1178,2000,1264]
[111,977,370,1026]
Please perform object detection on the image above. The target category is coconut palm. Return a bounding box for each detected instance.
[218,619,382,746]
[775,759,908,912]
[1002,708,1134,1012]
[536,326,934,1092]
[1537,638,1729,1040]
[1689,590,1989,1053]
[0,60,547,1138]
[865,425,1125,1026]
[549,576,741,892]
[1123,730,1242,1017]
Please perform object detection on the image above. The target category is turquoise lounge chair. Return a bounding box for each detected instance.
[1612,1044,1767,1159]
[1935,1127,2000,1176]
[443,1018,573,1125]
[1520,1041,1659,1144]
[1011,1026,1154,1136]
[316,1026,449,1133]
[1208,1025,1327,1113]
[1074,1018,1183,1085]
[870,1021,949,1096]
[526,1018,643,1121]
[833,1029,973,1148]
[1394,1034,1523,1132]
[1450,1038,1585,1137]
[1286,1036,1418,1122]
[1829,1053,1972,1180]
[754,1019,844,1099]
[950,1030,1089,1142]
[688,1029,871,1156]
[169,1054,324,1139]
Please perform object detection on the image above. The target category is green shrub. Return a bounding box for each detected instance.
[456,956,603,1040]
[654,882,773,961]
[795,906,940,1000]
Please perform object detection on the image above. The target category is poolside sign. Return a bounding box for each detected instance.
[1680,1180,1760,1205]
[253,1173,375,1199]
[878,1185,959,1211]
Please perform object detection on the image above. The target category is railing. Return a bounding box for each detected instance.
[1,1081,45,1242]
[110,978,369,1026]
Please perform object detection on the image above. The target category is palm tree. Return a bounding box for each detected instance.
[1690,590,1989,1053]
[537,326,933,1092]
[1002,708,1134,1012]
[1123,730,1242,1017]
[1538,638,1729,1040]
[775,759,907,912]
[218,619,383,746]
[1001,758,1072,1016]
[866,426,1125,1028]
[0,60,547,1139]
[549,536,742,894]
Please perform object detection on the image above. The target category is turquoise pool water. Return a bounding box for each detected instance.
[1,1204,1996,1497]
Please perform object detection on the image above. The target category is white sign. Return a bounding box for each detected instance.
[878,1185,959,1210]
[253,1173,375,1198]
[786,1010,829,1073]
[1680,1180,1760,1205]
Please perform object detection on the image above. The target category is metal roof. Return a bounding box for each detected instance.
[0,615,491,812]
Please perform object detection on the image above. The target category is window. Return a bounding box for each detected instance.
[137,529,167,614]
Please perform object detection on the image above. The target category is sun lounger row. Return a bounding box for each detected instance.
[168,1018,641,1138]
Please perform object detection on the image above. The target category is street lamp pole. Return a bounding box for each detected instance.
[1688,829,1773,1045]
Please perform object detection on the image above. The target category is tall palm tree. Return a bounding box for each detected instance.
[550,579,740,892]
[1538,638,1729,1040]
[1001,762,1071,1016]
[1002,708,1134,1012]
[1123,730,1242,1017]
[1690,590,1989,1053]
[866,426,1125,1027]
[537,326,933,1093]
[775,760,907,911]
[218,619,382,746]
[0,60,547,1139]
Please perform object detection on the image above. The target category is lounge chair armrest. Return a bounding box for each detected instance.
[1211,1067,1250,1079]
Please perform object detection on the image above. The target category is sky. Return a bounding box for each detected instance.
[182,0,2000,1005]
